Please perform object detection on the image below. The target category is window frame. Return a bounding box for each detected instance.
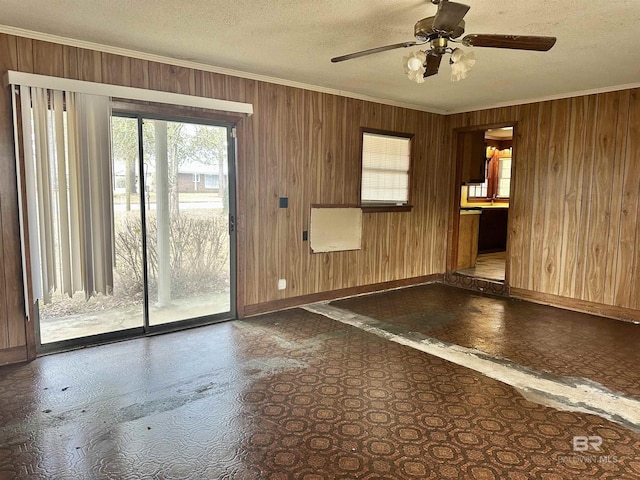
[358,127,414,213]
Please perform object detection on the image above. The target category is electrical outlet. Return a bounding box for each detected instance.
[278,278,287,290]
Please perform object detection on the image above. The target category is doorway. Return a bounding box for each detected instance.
[33,110,236,349]
[451,125,514,284]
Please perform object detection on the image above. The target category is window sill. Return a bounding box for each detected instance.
[361,204,413,213]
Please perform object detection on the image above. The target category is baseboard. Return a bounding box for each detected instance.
[242,274,443,317]
[510,288,640,323]
[0,345,28,366]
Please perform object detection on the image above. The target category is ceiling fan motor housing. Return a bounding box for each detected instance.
[414,16,465,41]
[430,37,449,55]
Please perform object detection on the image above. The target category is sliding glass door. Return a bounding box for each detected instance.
[13,85,235,351]
[21,93,235,348]
[141,118,234,326]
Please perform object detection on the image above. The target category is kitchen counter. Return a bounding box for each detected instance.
[460,208,482,216]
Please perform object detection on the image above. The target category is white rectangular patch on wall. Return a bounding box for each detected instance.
[310,207,362,253]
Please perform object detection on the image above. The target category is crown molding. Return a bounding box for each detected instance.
[2,25,639,117]
[443,82,640,115]
[0,25,446,115]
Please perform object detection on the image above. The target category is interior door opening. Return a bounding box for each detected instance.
[453,125,514,283]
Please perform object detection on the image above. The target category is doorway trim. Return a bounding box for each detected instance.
[446,121,519,290]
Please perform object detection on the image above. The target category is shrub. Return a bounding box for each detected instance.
[115,211,230,301]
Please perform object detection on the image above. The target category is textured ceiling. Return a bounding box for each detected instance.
[1,0,639,113]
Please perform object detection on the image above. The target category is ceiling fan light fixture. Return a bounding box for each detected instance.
[330,1,557,85]
[407,56,423,71]
[449,47,475,82]
[403,51,427,83]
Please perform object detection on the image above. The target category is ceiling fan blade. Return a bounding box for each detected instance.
[433,1,470,32]
[462,34,557,51]
[424,54,442,77]
[331,41,418,63]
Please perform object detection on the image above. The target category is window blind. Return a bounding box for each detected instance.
[19,86,114,303]
[361,133,410,205]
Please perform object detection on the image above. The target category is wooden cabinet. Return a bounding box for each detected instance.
[478,208,509,253]
[457,211,480,269]
[458,130,486,184]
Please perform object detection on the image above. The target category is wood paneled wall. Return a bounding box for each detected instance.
[0,35,25,361]
[446,90,640,312]
[1,32,638,363]
[0,34,450,361]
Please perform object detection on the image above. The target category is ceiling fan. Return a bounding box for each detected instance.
[331,0,556,82]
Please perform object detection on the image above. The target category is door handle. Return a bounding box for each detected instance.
[229,215,235,234]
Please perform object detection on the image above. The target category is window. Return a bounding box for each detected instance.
[204,174,219,189]
[468,148,512,200]
[497,157,511,198]
[360,130,412,207]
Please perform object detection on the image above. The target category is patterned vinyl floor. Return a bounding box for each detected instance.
[0,284,639,479]
[332,283,640,400]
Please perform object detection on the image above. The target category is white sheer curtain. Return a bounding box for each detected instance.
[20,86,114,303]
